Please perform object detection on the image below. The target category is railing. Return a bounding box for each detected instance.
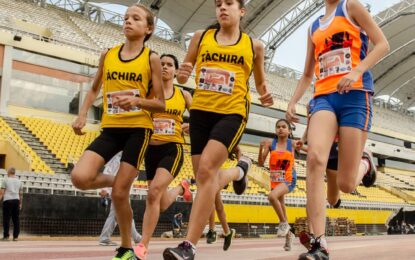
[0,131,33,166]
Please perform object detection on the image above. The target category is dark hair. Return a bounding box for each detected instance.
[132,4,155,42]
[160,54,179,69]
[275,119,294,139]
[207,0,245,30]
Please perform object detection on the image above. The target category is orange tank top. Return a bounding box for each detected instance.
[269,138,295,189]
[310,0,373,97]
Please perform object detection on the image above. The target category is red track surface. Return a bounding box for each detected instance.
[0,235,414,259]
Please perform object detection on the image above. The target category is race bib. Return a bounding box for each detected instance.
[318,47,352,79]
[270,170,286,182]
[198,67,235,95]
[106,89,140,115]
[153,118,175,135]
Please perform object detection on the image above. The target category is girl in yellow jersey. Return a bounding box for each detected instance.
[134,54,193,260]
[71,4,165,260]
[286,1,389,259]
[163,1,273,259]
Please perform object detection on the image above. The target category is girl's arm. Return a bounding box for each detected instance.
[258,139,271,167]
[337,0,390,94]
[176,30,204,84]
[181,89,193,135]
[72,50,107,135]
[286,32,315,123]
[252,39,274,107]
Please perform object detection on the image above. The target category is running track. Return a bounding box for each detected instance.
[0,235,414,259]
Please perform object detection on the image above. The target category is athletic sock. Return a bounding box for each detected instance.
[236,167,244,181]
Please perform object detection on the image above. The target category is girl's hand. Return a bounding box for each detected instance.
[177,62,193,83]
[258,91,274,107]
[286,102,299,123]
[337,69,362,94]
[113,95,141,111]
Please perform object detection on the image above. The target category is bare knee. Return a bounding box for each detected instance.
[147,186,162,206]
[337,178,355,194]
[268,193,277,203]
[111,188,129,204]
[71,169,91,190]
[307,151,327,173]
[196,164,216,186]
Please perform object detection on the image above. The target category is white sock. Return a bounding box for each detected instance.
[319,237,328,250]
[236,167,245,181]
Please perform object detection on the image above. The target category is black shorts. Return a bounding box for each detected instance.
[145,142,184,180]
[87,128,152,169]
[189,109,246,155]
[327,143,338,171]
[327,158,338,171]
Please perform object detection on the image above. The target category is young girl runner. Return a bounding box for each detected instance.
[286,0,388,258]
[71,4,165,259]
[163,0,273,259]
[134,54,193,260]
[258,119,301,250]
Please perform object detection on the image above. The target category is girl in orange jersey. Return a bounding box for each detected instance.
[163,0,273,259]
[258,119,301,251]
[71,4,165,259]
[286,0,389,259]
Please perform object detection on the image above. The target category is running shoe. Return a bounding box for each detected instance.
[362,149,377,187]
[133,233,142,244]
[298,236,329,260]
[163,241,195,260]
[284,231,294,251]
[99,240,117,246]
[134,243,147,260]
[112,247,137,260]
[277,222,290,237]
[181,179,192,202]
[206,229,217,244]
[233,156,251,195]
[223,228,236,251]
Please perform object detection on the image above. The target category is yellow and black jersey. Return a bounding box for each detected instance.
[101,44,153,129]
[192,29,254,118]
[151,86,186,143]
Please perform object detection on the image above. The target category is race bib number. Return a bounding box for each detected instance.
[153,118,175,135]
[270,170,286,182]
[198,67,235,95]
[318,47,352,79]
[106,89,140,115]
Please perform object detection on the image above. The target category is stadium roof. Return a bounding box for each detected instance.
[372,0,415,110]
[92,0,306,36]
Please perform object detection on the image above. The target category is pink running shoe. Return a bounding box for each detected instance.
[134,243,147,260]
[181,179,192,202]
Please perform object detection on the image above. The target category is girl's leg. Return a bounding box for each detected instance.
[268,184,289,223]
[326,169,340,206]
[306,111,338,239]
[215,192,230,235]
[337,127,368,193]
[71,151,113,190]
[185,140,229,245]
[141,169,174,248]
[111,162,139,249]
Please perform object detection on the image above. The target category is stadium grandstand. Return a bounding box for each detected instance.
[0,0,415,254]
